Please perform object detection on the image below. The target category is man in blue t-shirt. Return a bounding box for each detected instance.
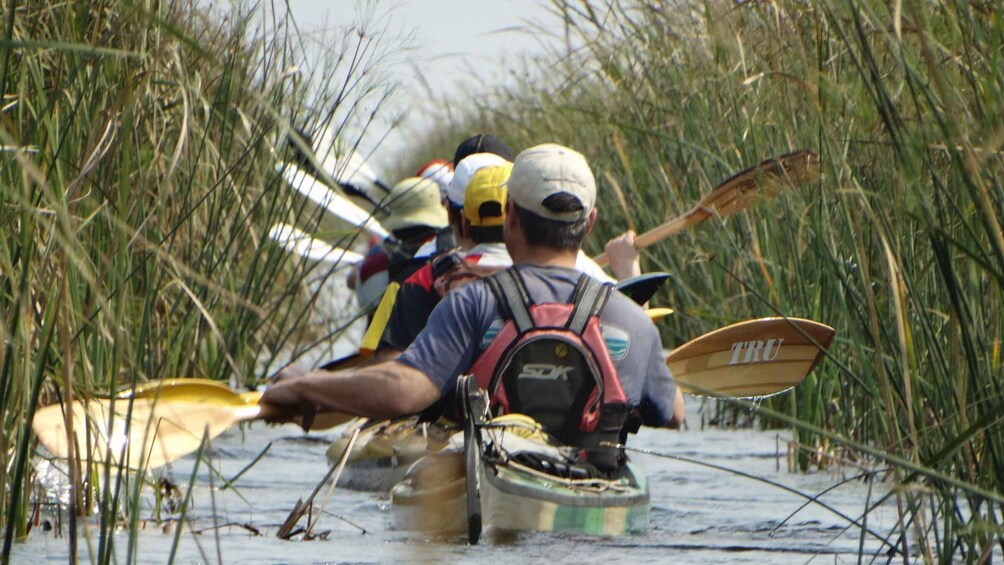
[261,143,685,432]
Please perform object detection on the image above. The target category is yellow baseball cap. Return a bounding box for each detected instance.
[463,163,513,227]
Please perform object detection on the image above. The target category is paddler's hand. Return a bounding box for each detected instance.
[258,379,318,432]
[605,230,641,281]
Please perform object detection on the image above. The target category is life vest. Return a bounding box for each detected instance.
[467,269,630,471]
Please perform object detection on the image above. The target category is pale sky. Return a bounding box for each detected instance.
[277,0,565,171]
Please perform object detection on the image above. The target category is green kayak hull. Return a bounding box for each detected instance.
[390,451,650,536]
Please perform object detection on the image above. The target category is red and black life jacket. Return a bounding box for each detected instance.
[468,269,631,471]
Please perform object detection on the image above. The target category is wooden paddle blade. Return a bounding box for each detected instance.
[32,397,261,470]
[695,150,819,219]
[596,150,820,265]
[668,317,834,397]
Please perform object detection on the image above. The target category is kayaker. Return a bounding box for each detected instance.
[261,143,685,468]
[346,176,453,309]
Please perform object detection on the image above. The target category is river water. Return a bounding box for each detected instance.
[16,400,908,564]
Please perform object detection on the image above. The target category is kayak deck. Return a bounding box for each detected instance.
[327,417,451,492]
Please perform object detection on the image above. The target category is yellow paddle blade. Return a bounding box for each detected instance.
[32,396,262,470]
[118,378,260,404]
[33,378,354,470]
[646,307,674,322]
[668,317,835,397]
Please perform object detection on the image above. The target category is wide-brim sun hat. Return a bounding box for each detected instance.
[382,176,449,231]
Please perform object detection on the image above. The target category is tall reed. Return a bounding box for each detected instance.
[405,0,1004,559]
[0,0,398,561]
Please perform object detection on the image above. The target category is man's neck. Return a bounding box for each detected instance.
[511,246,579,268]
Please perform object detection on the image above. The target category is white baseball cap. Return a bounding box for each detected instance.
[504,143,595,222]
[447,153,510,207]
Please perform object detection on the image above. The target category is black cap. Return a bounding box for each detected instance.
[453,134,514,165]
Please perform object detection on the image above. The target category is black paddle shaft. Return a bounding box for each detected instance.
[459,375,487,545]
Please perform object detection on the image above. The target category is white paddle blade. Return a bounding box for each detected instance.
[267,223,363,266]
[336,149,388,198]
[32,397,262,470]
[668,317,835,397]
[279,162,390,240]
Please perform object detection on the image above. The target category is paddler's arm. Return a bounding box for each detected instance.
[670,388,685,428]
[267,279,486,428]
[366,347,403,365]
[259,361,441,428]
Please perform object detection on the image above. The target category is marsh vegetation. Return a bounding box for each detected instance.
[2,0,1002,562]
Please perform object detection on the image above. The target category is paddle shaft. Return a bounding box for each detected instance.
[593,150,819,267]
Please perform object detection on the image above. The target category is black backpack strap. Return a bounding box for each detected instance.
[485,270,534,333]
[566,274,612,335]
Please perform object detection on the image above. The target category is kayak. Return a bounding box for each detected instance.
[389,412,650,537]
[325,417,452,492]
[479,458,650,535]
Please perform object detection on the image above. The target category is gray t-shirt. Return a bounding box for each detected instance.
[397,264,678,427]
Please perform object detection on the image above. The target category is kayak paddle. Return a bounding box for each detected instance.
[668,316,835,397]
[594,150,820,266]
[267,223,363,266]
[279,162,391,241]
